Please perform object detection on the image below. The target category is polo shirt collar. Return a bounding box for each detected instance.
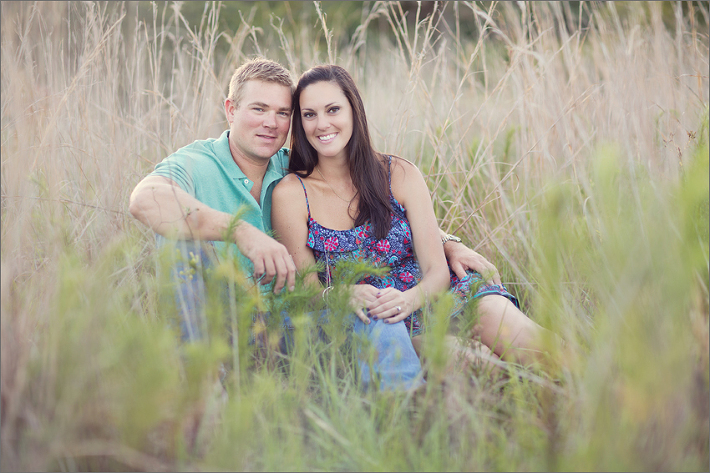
[219,130,283,194]
[216,131,249,192]
[264,154,284,182]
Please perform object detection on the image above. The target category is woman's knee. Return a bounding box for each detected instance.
[471,296,540,344]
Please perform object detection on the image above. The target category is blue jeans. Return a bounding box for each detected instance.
[352,317,425,391]
[168,240,424,392]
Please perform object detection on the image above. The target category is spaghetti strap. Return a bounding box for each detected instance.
[294,175,312,219]
[386,155,393,193]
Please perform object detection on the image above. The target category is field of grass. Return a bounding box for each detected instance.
[1,1,708,471]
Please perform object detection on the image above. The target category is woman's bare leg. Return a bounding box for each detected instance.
[412,334,503,378]
[472,295,548,367]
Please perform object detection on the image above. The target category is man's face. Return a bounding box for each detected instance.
[225,80,292,165]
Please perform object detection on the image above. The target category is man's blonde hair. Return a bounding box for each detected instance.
[227,58,294,108]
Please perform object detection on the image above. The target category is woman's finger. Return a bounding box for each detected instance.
[373,302,406,320]
[354,307,370,324]
[384,309,411,324]
[369,297,401,317]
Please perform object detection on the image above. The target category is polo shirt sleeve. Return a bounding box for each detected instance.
[150,149,196,196]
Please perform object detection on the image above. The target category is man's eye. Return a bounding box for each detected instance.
[278,111,291,117]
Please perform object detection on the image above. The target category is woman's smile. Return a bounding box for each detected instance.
[318,132,338,142]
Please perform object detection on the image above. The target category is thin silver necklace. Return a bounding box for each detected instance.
[315,165,355,203]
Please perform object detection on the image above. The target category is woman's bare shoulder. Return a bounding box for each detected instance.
[386,154,423,182]
[277,172,307,188]
[273,173,307,199]
[388,154,417,168]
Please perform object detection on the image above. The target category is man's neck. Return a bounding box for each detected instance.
[229,145,271,181]
[230,149,271,204]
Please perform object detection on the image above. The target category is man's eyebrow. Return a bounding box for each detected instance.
[248,101,291,112]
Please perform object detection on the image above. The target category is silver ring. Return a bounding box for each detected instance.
[396,306,402,312]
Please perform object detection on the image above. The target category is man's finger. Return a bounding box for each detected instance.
[261,258,276,285]
[481,267,496,286]
[272,258,288,294]
[492,270,502,287]
[252,258,265,282]
[450,261,468,280]
[285,256,296,292]
[482,263,502,286]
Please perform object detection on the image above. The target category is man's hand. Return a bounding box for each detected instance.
[444,240,502,286]
[233,222,296,294]
[130,176,296,294]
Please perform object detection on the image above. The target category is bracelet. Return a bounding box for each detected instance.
[441,233,462,245]
[321,286,334,302]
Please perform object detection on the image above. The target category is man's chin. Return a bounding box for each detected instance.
[255,145,285,160]
[264,142,287,155]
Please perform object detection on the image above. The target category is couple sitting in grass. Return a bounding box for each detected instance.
[130,58,549,391]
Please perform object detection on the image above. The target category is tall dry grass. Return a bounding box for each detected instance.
[1,1,708,471]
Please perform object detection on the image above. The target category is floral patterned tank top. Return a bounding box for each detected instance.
[296,156,520,337]
[296,156,425,334]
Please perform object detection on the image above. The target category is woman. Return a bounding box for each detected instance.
[272,65,547,378]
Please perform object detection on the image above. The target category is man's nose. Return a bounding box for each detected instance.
[263,111,277,128]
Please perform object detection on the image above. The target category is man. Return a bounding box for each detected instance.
[129,59,297,298]
[129,58,502,389]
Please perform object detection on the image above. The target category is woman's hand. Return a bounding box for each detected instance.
[366,287,414,324]
[349,284,381,324]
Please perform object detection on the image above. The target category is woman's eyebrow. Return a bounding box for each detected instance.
[301,102,339,111]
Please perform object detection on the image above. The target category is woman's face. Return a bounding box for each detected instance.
[299,81,354,162]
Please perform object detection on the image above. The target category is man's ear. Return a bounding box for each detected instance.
[224,98,235,123]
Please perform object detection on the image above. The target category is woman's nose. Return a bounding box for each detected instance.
[316,116,330,130]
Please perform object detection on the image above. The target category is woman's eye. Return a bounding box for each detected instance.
[328,107,340,114]
[303,112,314,119]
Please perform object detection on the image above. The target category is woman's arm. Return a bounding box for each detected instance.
[271,174,319,287]
[367,157,450,322]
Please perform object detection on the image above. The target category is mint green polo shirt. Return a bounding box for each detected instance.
[150,129,289,284]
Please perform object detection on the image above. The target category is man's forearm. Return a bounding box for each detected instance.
[129,176,232,241]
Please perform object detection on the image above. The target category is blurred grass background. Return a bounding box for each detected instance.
[1,1,708,471]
